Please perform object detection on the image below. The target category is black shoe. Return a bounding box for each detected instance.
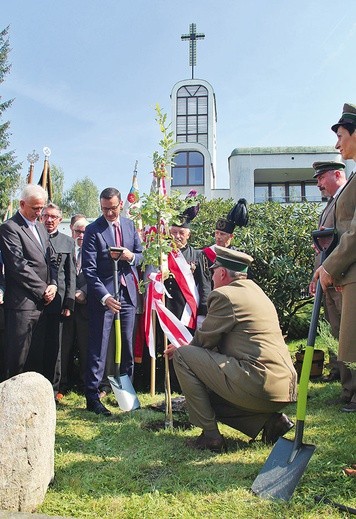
[186,432,227,453]
[86,398,112,416]
[261,413,294,445]
[321,371,340,383]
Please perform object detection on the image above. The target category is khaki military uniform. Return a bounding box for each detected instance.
[323,172,356,403]
[173,279,297,439]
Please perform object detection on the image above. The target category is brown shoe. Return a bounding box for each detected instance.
[343,467,356,477]
[262,413,294,445]
[186,433,227,453]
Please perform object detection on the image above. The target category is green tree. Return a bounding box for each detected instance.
[62,176,99,218]
[49,163,64,206]
[190,199,320,336]
[0,26,21,220]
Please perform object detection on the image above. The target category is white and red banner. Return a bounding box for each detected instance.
[167,250,199,329]
[144,271,193,358]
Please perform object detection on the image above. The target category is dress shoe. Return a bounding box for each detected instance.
[343,467,356,477]
[262,413,294,445]
[341,402,356,413]
[86,398,112,416]
[186,432,227,453]
[321,371,340,383]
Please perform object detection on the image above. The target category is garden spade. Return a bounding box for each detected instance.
[107,247,140,412]
[251,228,338,501]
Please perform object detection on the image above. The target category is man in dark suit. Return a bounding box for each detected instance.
[309,161,346,383]
[82,187,143,416]
[60,216,90,395]
[38,203,76,398]
[0,185,58,379]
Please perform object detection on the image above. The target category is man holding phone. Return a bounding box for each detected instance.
[82,187,143,415]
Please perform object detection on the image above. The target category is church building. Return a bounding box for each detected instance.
[169,24,350,204]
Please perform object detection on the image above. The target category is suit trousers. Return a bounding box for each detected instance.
[60,304,88,392]
[5,307,44,378]
[323,287,342,375]
[86,285,136,400]
[173,346,287,439]
[337,282,356,403]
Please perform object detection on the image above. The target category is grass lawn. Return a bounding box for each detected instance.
[39,338,355,519]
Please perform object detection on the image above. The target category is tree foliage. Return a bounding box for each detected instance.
[190,199,320,336]
[0,26,21,220]
[49,163,65,207]
[61,176,99,218]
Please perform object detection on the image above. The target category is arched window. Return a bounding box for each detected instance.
[176,85,208,147]
[172,151,204,186]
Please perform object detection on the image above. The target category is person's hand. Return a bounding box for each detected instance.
[43,284,57,304]
[61,308,71,318]
[309,280,316,296]
[118,247,134,263]
[0,290,3,305]
[313,266,333,292]
[75,289,86,303]
[105,296,122,313]
[164,343,178,360]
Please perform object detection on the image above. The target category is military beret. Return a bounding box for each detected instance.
[331,103,356,133]
[312,161,345,178]
[210,246,253,273]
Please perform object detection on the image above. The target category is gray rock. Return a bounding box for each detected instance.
[0,372,56,512]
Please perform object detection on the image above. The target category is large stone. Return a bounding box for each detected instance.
[0,372,56,512]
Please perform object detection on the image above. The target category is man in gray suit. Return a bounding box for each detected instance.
[0,185,58,379]
[309,161,346,383]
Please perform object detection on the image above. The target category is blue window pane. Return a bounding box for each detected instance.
[172,168,187,185]
[173,152,187,166]
[189,152,204,166]
[188,167,204,185]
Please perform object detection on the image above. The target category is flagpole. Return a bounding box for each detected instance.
[26,150,39,184]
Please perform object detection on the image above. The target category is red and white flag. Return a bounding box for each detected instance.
[144,271,192,358]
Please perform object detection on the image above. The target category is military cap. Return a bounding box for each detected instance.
[312,161,345,178]
[210,246,253,273]
[331,103,356,133]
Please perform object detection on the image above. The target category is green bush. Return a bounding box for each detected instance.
[191,200,321,337]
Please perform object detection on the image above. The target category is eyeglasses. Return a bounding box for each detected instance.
[101,204,121,213]
[74,230,85,234]
[42,214,60,221]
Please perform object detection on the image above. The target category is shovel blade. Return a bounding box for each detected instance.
[108,374,140,412]
[251,437,316,501]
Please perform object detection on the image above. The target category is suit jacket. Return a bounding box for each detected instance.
[323,172,356,285]
[0,211,58,310]
[82,215,143,307]
[313,197,337,270]
[45,230,76,314]
[190,279,297,403]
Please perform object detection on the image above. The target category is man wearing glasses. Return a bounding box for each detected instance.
[39,203,76,399]
[82,187,143,416]
[0,185,58,380]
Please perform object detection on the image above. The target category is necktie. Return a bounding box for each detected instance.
[113,222,122,247]
[112,222,126,286]
[30,223,43,248]
[76,248,82,275]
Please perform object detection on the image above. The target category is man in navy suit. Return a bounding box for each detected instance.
[82,187,143,415]
[0,185,58,379]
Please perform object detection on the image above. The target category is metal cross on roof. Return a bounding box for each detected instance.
[181,23,205,79]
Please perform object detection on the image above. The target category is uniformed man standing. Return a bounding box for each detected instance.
[314,102,356,412]
[309,161,346,383]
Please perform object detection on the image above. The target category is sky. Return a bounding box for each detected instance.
[2,0,356,200]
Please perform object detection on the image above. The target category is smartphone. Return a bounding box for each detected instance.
[109,246,125,253]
